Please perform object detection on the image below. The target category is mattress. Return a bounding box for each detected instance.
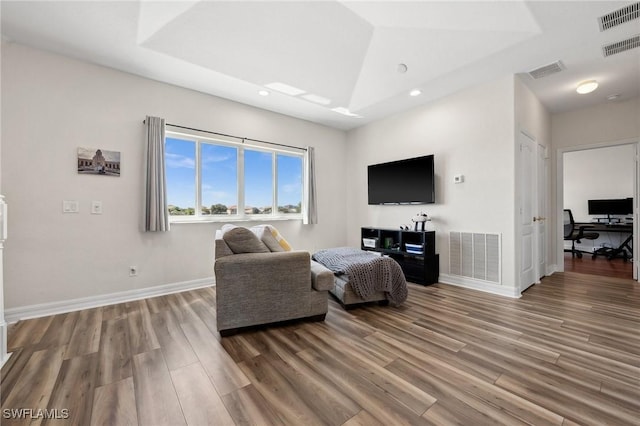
[330,274,387,307]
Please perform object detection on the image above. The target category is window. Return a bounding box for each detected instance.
[165,131,304,221]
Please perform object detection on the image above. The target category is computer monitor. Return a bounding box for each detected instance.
[588,198,633,221]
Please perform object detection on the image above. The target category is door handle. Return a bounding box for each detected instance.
[533,216,546,222]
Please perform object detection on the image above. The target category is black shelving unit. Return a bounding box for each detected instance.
[361,227,439,285]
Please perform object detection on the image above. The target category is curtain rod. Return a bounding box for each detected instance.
[143,120,306,152]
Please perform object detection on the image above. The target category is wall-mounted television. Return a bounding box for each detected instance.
[368,155,435,205]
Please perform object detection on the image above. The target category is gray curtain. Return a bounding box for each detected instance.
[144,116,169,232]
[303,146,318,224]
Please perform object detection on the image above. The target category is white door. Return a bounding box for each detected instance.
[537,145,548,280]
[519,132,537,292]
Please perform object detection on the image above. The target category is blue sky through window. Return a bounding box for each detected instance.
[166,136,303,215]
[166,137,195,209]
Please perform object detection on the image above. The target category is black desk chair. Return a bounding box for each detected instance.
[564,209,599,258]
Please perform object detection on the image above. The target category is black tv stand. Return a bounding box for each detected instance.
[361,227,439,285]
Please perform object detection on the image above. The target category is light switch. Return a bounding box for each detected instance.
[91,201,103,215]
[63,200,79,213]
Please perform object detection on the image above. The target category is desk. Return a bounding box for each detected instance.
[576,222,633,260]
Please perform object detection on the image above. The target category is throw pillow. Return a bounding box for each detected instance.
[222,227,270,254]
[251,225,292,252]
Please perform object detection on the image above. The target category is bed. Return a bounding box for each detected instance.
[312,247,408,308]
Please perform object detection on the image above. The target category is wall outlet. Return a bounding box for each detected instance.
[91,201,103,215]
[62,200,79,213]
[129,266,138,277]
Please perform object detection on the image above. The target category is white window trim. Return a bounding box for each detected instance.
[166,130,304,223]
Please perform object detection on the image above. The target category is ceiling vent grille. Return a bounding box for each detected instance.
[527,61,565,79]
[602,34,640,57]
[599,2,640,31]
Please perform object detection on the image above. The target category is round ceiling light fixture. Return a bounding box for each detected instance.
[576,80,598,94]
[258,90,270,96]
[409,89,422,97]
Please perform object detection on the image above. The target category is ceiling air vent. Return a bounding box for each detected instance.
[599,2,640,31]
[602,34,640,57]
[527,61,565,79]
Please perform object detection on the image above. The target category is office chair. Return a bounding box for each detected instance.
[564,209,599,258]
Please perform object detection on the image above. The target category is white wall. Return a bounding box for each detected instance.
[346,77,517,291]
[1,42,348,310]
[552,97,640,150]
[564,145,634,221]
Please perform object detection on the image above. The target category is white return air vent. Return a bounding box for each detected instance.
[450,232,501,284]
[527,61,565,79]
[599,2,640,31]
[602,34,640,57]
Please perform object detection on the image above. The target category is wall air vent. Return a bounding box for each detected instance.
[527,61,565,79]
[602,34,640,57]
[450,232,501,284]
[599,2,640,31]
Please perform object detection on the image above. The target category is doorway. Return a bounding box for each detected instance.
[559,142,638,280]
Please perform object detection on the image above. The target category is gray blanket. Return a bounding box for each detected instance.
[312,247,408,304]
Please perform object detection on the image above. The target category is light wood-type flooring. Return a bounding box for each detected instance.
[2,272,639,425]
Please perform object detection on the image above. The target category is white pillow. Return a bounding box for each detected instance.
[251,225,292,252]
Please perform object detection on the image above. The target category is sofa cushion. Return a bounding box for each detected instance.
[222,227,270,254]
[251,225,292,252]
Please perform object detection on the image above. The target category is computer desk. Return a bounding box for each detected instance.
[576,222,633,260]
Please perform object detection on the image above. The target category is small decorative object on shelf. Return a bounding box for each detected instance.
[411,211,430,231]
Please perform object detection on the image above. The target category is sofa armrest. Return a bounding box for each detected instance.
[310,260,334,291]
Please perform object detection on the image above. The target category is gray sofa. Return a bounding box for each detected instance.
[214,229,334,336]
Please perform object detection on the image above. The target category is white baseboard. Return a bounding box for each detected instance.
[0,320,9,368]
[438,274,521,298]
[5,277,215,323]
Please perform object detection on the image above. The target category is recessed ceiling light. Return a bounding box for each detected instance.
[302,93,331,105]
[331,107,362,118]
[264,82,306,96]
[409,89,422,97]
[258,90,270,96]
[576,80,598,94]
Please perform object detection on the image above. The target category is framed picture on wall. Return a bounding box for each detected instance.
[77,147,121,176]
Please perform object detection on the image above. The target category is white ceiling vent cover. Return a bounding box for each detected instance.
[602,34,640,57]
[527,61,565,79]
[599,2,640,31]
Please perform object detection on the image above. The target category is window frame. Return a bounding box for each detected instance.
[165,130,304,223]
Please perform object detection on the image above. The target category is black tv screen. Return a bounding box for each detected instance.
[588,198,633,215]
[368,155,435,205]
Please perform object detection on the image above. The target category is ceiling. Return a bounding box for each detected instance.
[2,1,639,130]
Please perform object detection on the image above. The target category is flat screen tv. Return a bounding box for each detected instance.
[587,198,633,215]
[368,155,435,205]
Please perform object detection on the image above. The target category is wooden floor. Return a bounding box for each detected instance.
[564,252,633,279]
[2,273,639,425]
